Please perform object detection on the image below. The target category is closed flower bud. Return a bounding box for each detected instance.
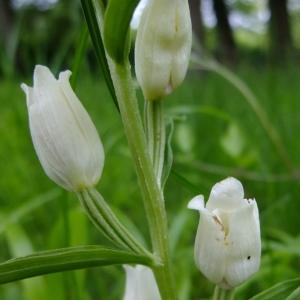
[135,0,192,101]
[21,65,104,192]
[188,177,261,289]
[123,265,161,300]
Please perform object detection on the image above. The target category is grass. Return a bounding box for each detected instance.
[1,65,300,299]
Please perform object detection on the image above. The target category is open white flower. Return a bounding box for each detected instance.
[188,177,261,289]
[21,65,104,192]
[135,0,192,101]
[123,265,161,300]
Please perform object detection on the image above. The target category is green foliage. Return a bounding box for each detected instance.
[2,64,300,298]
[80,0,118,109]
[0,245,151,285]
[2,1,300,299]
[249,278,300,300]
[103,0,139,63]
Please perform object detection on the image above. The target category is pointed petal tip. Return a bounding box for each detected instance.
[20,83,28,93]
[21,83,35,105]
[58,70,72,82]
[34,64,50,74]
[188,195,205,211]
[33,65,56,85]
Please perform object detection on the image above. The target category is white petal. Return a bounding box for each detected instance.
[58,69,105,186]
[194,209,227,286]
[21,83,35,106]
[206,177,245,212]
[34,65,57,88]
[123,265,161,300]
[224,200,261,287]
[23,65,104,191]
[135,0,191,100]
[187,195,204,211]
[135,1,172,100]
[170,0,192,88]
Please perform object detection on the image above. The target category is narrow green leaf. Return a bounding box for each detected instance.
[0,246,152,285]
[171,169,199,193]
[249,278,300,300]
[5,223,49,300]
[71,24,89,89]
[80,0,119,110]
[162,118,174,189]
[104,0,139,63]
[287,287,300,300]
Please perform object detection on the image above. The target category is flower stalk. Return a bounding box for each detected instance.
[212,286,235,300]
[108,61,176,300]
[144,100,166,186]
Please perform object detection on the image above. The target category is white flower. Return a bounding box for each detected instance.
[188,177,261,289]
[21,65,104,192]
[123,265,161,300]
[135,0,192,101]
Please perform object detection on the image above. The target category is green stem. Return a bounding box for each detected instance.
[145,100,166,186]
[81,2,174,297]
[108,61,176,300]
[212,286,235,300]
[77,189,152,259]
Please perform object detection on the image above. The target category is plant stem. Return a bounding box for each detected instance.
[84,2,175,297]
[212,286,235,300]
[145,100,166,186]
[108,61,177,300]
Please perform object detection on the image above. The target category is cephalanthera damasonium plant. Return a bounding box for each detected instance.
[5,0,294,299]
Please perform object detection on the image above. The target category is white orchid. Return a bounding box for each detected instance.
[188,177,261,289]
[21,65,104,192]
[123,265,161,300]
[135,0,192,101]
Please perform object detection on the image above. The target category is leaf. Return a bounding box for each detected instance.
[5,224,49,300]
[0,245,152,285]
[287,287,300,300]
[161,118,174,189]
[249,277,300,300]
[170,169,199,194]
[80,0,119,110]
[71,24,89,89]
[104,0,139,63]
[48,201,89,300]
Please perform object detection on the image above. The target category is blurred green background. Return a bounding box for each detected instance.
[1,0,300,299]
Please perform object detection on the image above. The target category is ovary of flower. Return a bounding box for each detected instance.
[188,177,261,289]
[123,265,161,300]
[21,65,104,192]
[135,0,192,101]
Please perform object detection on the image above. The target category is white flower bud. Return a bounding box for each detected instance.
[188,177,261,289]
[123,265,161,300]
[21,65,104,192]
[135,0,192,101]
